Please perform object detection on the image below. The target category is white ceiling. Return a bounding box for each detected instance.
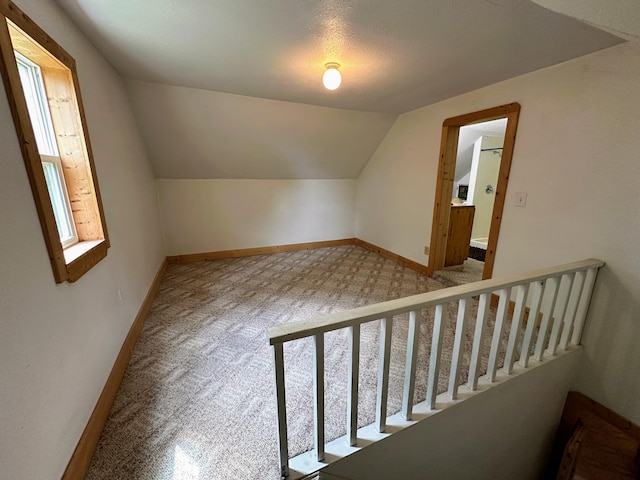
[54,0,623,115]
[47,0,630,180]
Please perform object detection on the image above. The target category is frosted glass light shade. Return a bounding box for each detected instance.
[322,64,341,90]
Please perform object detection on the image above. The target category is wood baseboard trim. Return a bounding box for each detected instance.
[355,238,429,276]
[167,238,357,264]
[58,238,459,478]
[61,240,527,479]
[62,258,168,480]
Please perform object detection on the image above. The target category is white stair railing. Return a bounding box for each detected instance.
[268,259,604,478]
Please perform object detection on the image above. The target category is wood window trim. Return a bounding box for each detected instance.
[0,0,109,283]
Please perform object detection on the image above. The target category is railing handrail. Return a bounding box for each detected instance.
[271,257,605,477]
[268,258,604,345]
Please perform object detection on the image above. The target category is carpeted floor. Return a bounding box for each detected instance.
[86,246,508,480]
[433,258,485,287]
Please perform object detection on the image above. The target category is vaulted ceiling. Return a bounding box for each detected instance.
[52,0,625,179]
[55,0,622,114]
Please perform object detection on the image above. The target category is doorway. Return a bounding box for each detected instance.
[426,103,521,280]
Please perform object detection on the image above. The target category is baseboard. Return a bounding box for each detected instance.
[167,238,357,264]
[166,239,431,279]
[355,238,429,276]
[59,240,494,478]
[61,238,423,477]
[62,258,168,480]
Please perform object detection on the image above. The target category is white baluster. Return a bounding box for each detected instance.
[347,324,360,446]
[547,274,574,355]
[448,299,468,400]
[487,288,510,382]
[273,343,289,478]
[426,304,446,409]
[313,333,325,461]
[504,283,529,374]
[468,293,490,390]
[402,311,420,420]
[519,281,543,368]
[571,268,598,345]
[535,277,560,361]
[559,270,585,350]
[376,317,393,432]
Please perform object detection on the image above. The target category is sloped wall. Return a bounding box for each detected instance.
[127,80,392,255]
[126,80,396,180]
[0,0,164,478]
[355,40,640,423]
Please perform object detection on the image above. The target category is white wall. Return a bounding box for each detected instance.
[156,179,356,255]
[325,349,581,480]
[356,40,640,423]
[0,1,164,478]
[469,136,503,239]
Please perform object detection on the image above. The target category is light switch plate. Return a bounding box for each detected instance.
[515,192,527,207]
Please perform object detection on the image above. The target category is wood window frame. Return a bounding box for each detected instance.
[0,0,109,283]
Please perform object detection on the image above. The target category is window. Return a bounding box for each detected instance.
[15,52,58,155]
[16,52,78,248]
[0,1,109,283]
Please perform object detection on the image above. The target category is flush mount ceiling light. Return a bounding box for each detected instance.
[322,63,341,90]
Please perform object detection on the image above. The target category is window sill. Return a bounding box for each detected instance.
[64,239,108,282]
[63,240,101,264]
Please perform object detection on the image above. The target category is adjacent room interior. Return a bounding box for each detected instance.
[433,117,509,287]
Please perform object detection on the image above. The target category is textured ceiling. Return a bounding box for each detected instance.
[47,0,628,180]
[54,0,623,114]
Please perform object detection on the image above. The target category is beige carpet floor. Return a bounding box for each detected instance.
[433,258,485,287]
[85,245,511,480]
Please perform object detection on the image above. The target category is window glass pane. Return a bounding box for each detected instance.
[42,161,74,243]
[14,52,58,156]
